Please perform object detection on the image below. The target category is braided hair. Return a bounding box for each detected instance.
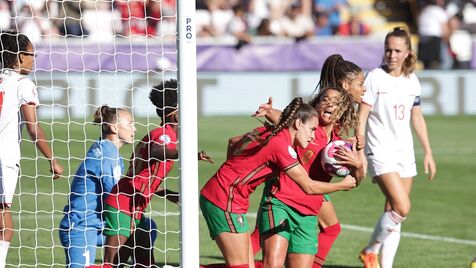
[271,97,317,137]
[236,98,317,150]
[312,54,363,96]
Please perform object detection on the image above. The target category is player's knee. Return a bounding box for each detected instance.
[262,254,285,268]
[393,201,411,217]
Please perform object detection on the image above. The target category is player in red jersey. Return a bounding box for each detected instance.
[96,79,213,267]
[200,97,357,268]
[254,88,363,268]
[252,54,366,268]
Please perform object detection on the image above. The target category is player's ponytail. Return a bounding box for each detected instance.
[310,54,363,101]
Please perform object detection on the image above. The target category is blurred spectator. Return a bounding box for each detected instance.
[462,2,476,33]
[247,0,271,31]
[114,0,148,36]
[280,3,314,40]
[337,14,370,36]
[226,3,251,48]
[155,1,177,39]
[314,0,348,34]
[146,0,175,37]
[256,18,274,36]
[196,8,215,37]
[16,1,58,43]
[0,1,11,31]
[448,13,472,69]
[54,0,87,37]
[417,0,451,69]
[314,11,333,36]
[207,0,234,37]
[82,1,122,42]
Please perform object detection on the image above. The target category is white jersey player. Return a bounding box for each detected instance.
[0,31,63,267]
[356,27,436,268]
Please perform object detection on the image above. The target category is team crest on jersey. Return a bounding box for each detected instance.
[288,146,297,159]
[159,134,171,144]
[113,165,122,182]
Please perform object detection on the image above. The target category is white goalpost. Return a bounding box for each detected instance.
[177,0,200,267]
[4,0,198,267]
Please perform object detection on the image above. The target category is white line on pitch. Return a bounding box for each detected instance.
[340,224,476,246]
[23,212,476,246]
[245,213,476,246]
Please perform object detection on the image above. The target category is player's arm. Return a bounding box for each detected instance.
[98,160,119,194]
[356,103,371,176]
[155,187,179,204]
[285,164,356,194]
[150,142,178,161]
[150,142,213,163]
[411,105,436,180]
[253,96,282,124]
[21,103,63,179]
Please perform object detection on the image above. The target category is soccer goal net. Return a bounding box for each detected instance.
[4,0,197,267]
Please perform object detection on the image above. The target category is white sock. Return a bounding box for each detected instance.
[366,211,405,253]
[381,223,401,268]
[0,240,10,268]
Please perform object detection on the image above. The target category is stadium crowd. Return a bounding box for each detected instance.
[0,0,475,69]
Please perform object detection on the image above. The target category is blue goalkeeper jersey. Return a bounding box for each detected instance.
[60,139,124,229]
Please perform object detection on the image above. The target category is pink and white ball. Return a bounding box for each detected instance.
[321,140,353,177]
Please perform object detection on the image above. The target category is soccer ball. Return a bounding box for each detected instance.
[321,140,353,177]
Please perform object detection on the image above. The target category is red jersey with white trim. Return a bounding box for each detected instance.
[0,70,39,164]
[201,127,300,214]
[270,127,341,215]
[105,124,177,219]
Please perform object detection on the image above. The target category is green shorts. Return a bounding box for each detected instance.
[258,197,318,255]
[200,195,249,239]
[103,204,141,238]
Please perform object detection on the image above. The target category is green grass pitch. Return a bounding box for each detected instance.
[10,115,476,267]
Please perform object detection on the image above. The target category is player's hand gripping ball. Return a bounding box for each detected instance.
[321,140,353,177]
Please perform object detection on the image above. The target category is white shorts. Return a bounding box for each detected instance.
[367,152,417,179]
[0,160,20,208]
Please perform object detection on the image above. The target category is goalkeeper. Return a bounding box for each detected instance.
[58,105,158,268]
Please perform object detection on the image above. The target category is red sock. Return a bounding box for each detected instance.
[314,223,341,268]
[201,264,251,268]
[200,264,226,268]
[250,225,261,256]
[254,260,263,268]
